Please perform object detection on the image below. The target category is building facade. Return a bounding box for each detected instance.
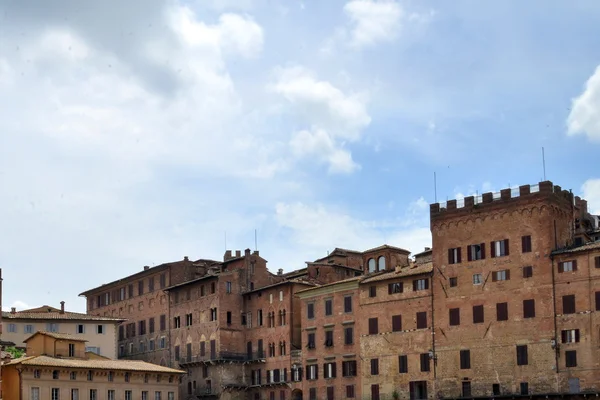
[2,331,184,400]
[1,303,123,359]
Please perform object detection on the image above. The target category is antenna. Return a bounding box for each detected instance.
[542,147,547,181]
[434,171,437,203]
[224,231,227,251]
[254,229,258,251]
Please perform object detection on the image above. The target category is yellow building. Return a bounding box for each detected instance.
[2,303,123,359]
[3,331,184,400]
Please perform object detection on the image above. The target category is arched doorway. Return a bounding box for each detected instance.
[292,389,302,400]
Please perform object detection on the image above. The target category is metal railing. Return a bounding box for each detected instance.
[178,351,265,365]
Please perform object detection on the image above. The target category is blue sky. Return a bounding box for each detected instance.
[1,0,600,312]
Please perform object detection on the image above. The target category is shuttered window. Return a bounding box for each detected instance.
[416,312,427,329]
[370,359,379,375]
[523,299,535,318]
[371,385,380,400]
[595,256,600,269]
[467,243,486,261]
[420,353,430,372]
[344,296,352,313]
[562,295,576,314]
[558,261,577,273]
[460,350,471,369]
[449,308,460,326]
[491,239,509,257]
[473,305,484,324]
[596,291,600,311]
[522,266,533,278]
[388,282,403,294]
[521,235,532,253]
[448,247,461,264]
[516,345,528,365]
[392,315,402,332]
[346,385,355,398]
[492,270,510,281]
[496,303,508,321]
[344,327,353,345]
[561,329,580,343]
[565,350,577,368]
[398,355,408,373]
[368,318,378,335]
[369,286,377,298]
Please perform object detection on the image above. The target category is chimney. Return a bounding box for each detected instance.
[184,256,189,261]
[60,301,65,314]
[425,247,431,251]
[224,250,232,261]
[144,266,150,271]
[235,250,241,258]
[10,307,16,314]
[244,249,251,257]
[278,269,283,275]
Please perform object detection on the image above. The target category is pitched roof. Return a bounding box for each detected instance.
[552,240,600,255]
[295,276,362,294]
[24,331,88,343]
[413,248,433,258]
[360,262,433,283]
[2,309,124,322]
[362,244,411,255]
[243,278,317,295]
[6,355,185,374]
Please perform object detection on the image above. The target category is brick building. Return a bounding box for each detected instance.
[429,181,600,398]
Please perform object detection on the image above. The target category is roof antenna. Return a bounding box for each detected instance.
[434,171,437,203]
[542,147,547,181]
[254,229,258,251]
[224,231,227,252]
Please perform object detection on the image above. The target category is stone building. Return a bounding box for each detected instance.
[1,303,123,358]
[2,331,184,400]
[429,180,600,398]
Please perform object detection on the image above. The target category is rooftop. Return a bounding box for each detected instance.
[551,240,600,256]
[24,331,88,343]
[360,262,433,283]
[2,307,124,322]
[6,355,185,374]
[242,278,317,295]
[295,276,362,294]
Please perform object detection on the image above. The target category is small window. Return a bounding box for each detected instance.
[342,360,357,377]
[492,270,510,281]
[473,305,484,324]
[307,303,315,319]
[559,261,577,273]
[449,308,460,326]
[516,345,528,365]
[398,355,408,373]
[392,315,402,332]
[346,385,355,398]
[226,281,232,294]
[369,286,377,297]
[325,330,334,347]
[462,381,472,397]
[24,324,34,334]
[77,324,85,334]
[368,318,378,334]
[388,282,403,294]
[520,382,529,396]
[467,243,485,261]
[34,369,41,378]
[368,258,376,273]
[565,350,577,367]
[413,279,429,291]
[448,247,462,264]
[420,353,430,372]
[561,329,580,343]
[449,277,457,287]
[521,235,532,253]
[472,273,482,285]
[378,256,386,271]
[344,296,352,313]
[307,333,316,349]
[596,291,600,311]
[595,256,600,269]
[523,299,535,318]
[416,312,427,329]
[325,299,333,316]
[52,370,59,379]
[562,295,576,314]
[496,302,508,321]
[97,325,104,334]
[523,266,533,278]
[460,349,471,369]
[344,327,353,345]
[491,239,509,257]
[370,358,379,375]
[70,371,77,380]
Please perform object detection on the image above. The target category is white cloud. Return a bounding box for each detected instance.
[567,65,600,141]
[2,300,31,312]
[344,0,404,49]
[270,66,370,173]
[582,178,600,214]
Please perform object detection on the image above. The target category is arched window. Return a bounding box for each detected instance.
[282,310,287,326]
[368,258,376,273]
[378,256,386,271]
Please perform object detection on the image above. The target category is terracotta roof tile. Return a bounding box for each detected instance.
[24,332,88,343]
[7,355,185,374]
[2,310,124,322]
[552,241,600,255]
[295,276,362,294]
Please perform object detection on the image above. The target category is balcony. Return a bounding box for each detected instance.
[194,387,218,398]
[178,351,265,366]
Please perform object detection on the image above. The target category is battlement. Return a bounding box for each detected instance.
[430,181,574,219]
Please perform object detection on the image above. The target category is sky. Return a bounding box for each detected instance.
[1,0,600,313]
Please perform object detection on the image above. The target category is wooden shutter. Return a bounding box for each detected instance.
[521,236,527,252]
[504,239,510,255]
[491,242,496,257]
[563,295,575,314]
[595,256,600,268]
[392,315,402,331]
[369,318,378,334]
[492,271,498,282]
[473,305,484,323]
[558,262,564,273]
[505,270,511,280]
[523,299,535,318]
[424,279,430,289]
[596,291,600,311]
[480,243,486,259]
[460,350,470,369]
[450,308,460,326]
[448,248,453,264]
[457,247,462,263]
[413,280,417,291]
[572,260,578,271]
[417,312,427,329]
[371,384,380,400]
[561,330,567,343]
[388,284,393,295]
[575,330,580,342]
[497,303,508,321]
[467,245,472,261]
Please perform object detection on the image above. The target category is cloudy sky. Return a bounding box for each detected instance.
[1,0,600,312]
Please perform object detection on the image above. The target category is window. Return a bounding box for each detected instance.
[369,285,377,297]
[371,384,380,400]
[492,270,510,281]
[520,235,532,253]
[280,290,284,301]
[31,387,40,400]
[523,266,533,278]
[77,324,85,334]
[306,364,318,380]
[516,345,528,365]
[34,369,41,378]
[462,381,472,397]
[467,243,486,261]
[46,323,59,332]
[309,388,317,400]
[324,362,336,379]
[325,299,333,316]
[342,360,357,377]
[186,313,193,326]
[492,384,501,396]
[472,273,482,285]
[370,358,379,375]
[173,316,181,329]
[420,353,430,372]
[344,326,354,345]
[563,295,576,314]
[346,385,355,398]
[448,247,461,264]
[307,333,315,349]
[52,370,60,379]
[226,281,232,293]
[392,315,402,332]
[70,371,77,380]
[559,261,577,273]
[211,281,216,294]
[344,296,352,313]
[523,299,535,318]
[71,388,79,400]
[520,382,529,396]
[416,311,427,329]
[149,276,155,291]
[596,291,600,311]
[561,329,580,343]
[449,308,460,326]
[378,256,386,271]
[368,317,378,334]
[68,343,75,357]
[155,392,162,400]
[413,278,429,291]
[160,314,166,330]
[307,303,315,319]
[89,389,97,400]
[108,390,115,400]
[149,317,155,333]
[388,282,403,294]
[368,258,376,273]
[160,336,166,348]
[175,346,180,361]
[595,256,600,269]
[491,239,509,257]
[565,350,577,367]
[227,311,232,325]
[496,302,508,321]
[138,280,144,295]
[449,277,457,287]
[51,388,60,400]
[149,339,155,350]
[325,330,334,347]
[460,349,471,369]
[398,355,408,373]
[473,305,484,323]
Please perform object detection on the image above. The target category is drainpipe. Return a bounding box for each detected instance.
[430,270,437,397]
